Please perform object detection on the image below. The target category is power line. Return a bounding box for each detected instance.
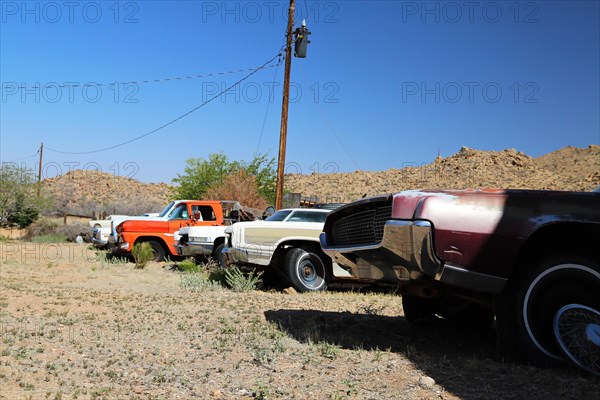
[294,64,361,170]
[45,53,283,155]
[315,102,361,170]
[304,0,310,22]
[255,54,283,155]
[10,64,281,89]
[2,150,40,163]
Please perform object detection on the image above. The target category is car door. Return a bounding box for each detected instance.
[164,203,192,253]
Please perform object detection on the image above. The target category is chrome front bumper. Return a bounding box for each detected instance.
[175,242,214,257]
[222,246,249,266]
[111,242,130,254]
[320,220,443,284]
[321,219,507,293]
[91,238,108,247]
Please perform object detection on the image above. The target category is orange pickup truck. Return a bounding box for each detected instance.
[114,200,239,262]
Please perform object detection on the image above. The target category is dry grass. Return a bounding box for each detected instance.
[0,242,597,399]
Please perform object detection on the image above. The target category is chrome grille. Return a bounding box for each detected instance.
[332,206,392,246]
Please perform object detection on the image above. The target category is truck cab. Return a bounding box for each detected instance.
[114,200,226,261]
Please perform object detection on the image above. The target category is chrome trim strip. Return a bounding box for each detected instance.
[223,245,272,266]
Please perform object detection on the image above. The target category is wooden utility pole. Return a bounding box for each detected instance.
[275,0,295,210]
[37,142,43,197]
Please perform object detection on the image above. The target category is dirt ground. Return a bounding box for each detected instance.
[0,243,597,400]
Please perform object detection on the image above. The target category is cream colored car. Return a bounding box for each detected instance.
[222,208,350,292]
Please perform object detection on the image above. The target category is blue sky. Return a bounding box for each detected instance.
[1,0,599,183]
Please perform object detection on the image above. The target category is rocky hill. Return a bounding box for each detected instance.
[42,145,599,213]
[285,145,600,203]
[42,170,173,216]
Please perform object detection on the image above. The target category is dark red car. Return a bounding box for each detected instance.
[320,188,600,375]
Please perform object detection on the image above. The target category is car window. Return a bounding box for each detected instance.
[287,210,328,223]
[266,210,293,221]
[198,206,216,221]
[169,204,189,220]
[593,186,600,193]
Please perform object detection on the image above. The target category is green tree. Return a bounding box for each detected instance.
[243,153,276,204]
[172,153,276,204]
[7,192,39,228]
[0,163,47,228]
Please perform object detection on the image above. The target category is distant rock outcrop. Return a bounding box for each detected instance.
[285,145,600,203]
[41,146,599,212]
[42,170,174,216]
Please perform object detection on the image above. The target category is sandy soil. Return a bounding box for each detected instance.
[1,243,597,399]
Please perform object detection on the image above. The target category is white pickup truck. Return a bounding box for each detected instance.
[174,202,262,265]
[174,225,230,265]
[89,215,125,248]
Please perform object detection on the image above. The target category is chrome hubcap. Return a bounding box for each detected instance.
[586,323,600,346]
[554,304,600,377]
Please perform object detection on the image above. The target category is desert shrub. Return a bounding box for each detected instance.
[179,260,236,292]
[179,272,221,292]
[132,242,154,269]
[27,217,59,238]
[26,218,92,242]
[224,266,262,292]
[174,258,199,273]
[57,224,92,242]
[179,263,222,292]
[208,267,228,286]
[205,170,268,209]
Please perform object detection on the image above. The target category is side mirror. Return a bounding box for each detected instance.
[262,205,276,220]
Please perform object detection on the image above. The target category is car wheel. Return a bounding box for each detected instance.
[496,255,600,366]
[212,243,227,269]
[283,247,329,292]
[146,240,165,262]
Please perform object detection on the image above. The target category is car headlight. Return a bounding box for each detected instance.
[189,237,211,243]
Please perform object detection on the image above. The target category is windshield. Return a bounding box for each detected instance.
[168,204,189,220]
[265,210,329,222]
[287,210,329,223]
[266,210,293,221]
[158,201,175,218]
